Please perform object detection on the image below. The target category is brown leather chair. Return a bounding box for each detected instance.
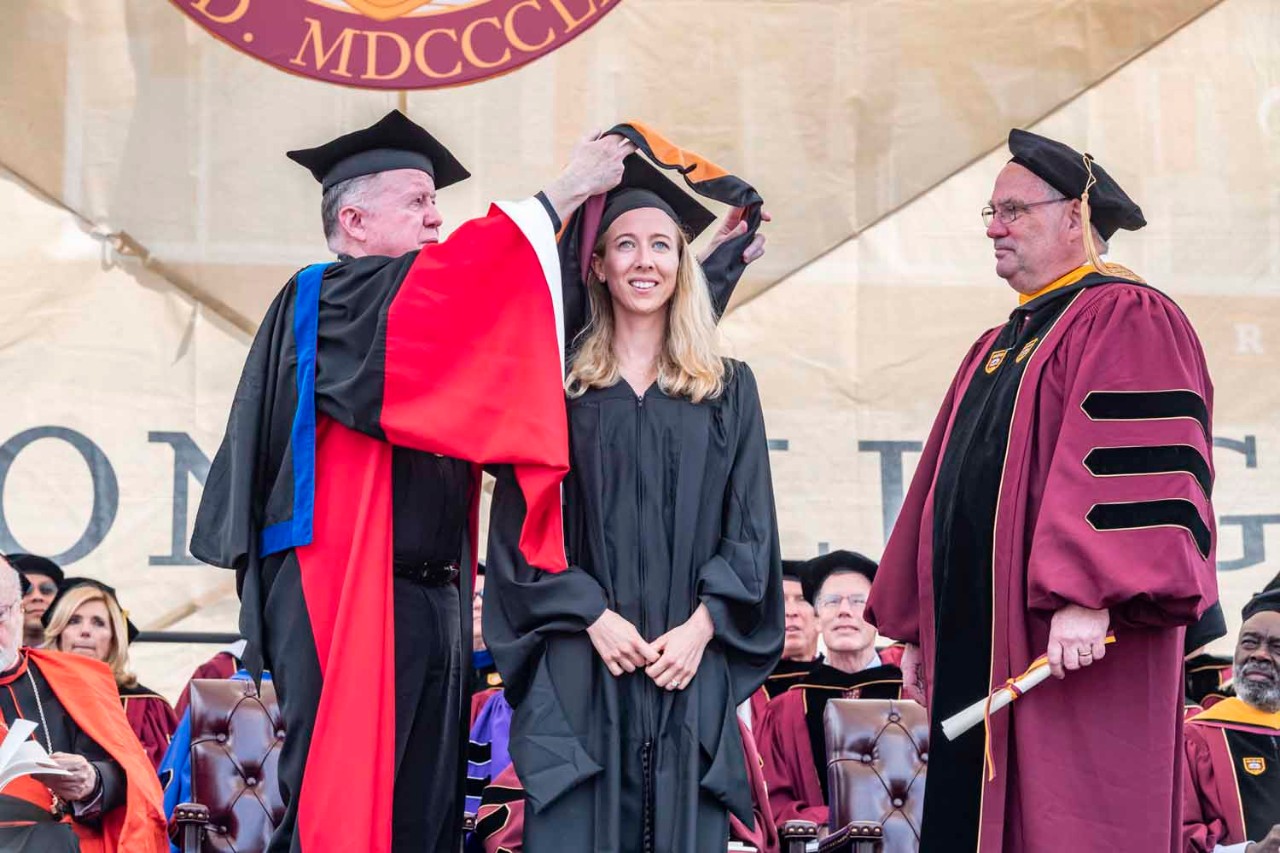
[778,698,928,853]
[170,678,286,853]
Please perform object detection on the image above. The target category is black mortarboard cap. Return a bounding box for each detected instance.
[599,155,717,240]
[43,577,139,644]
[1243,587,1280,621]
[801,550,878,605]
[5,553,64,586]
[287,110,470,192]
[1184,600,1227,654]
[781,560,806,583]
[1007,129,1146,240]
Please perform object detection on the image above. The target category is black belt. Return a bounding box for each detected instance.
[392,559,460,587]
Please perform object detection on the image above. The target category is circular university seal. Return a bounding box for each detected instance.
[170,0,620,89]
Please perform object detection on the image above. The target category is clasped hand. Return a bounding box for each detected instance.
[587,604,715,691]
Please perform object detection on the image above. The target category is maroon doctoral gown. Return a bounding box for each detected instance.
[1182,697,1280,851]
[865,269,1218,853]
[757,662,904,827]
[119,684,178,770]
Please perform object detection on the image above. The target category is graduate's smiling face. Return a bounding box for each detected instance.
[342,169,443,258]
[592,208,681,319]
[59,599,114,663]
[815,571,876,655]
[986,163,1084,294]
[1234,611,1280,712]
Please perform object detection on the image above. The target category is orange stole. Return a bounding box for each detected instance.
[23,650,167,853]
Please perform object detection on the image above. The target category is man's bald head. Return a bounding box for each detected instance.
[0,558,24,662]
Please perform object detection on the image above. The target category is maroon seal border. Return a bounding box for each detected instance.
[169,0,621,90]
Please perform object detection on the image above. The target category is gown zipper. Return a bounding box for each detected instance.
[635,391,656,853]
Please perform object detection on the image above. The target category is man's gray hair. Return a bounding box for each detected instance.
[321,172,380,248]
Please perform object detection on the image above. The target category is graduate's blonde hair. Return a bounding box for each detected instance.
[42,585,137,689]
[566,226,727,403]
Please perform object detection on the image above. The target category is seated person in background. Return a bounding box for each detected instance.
[8,554,64,648]
[42,580,178,770]
[0,559,167,852]
[758,550,903,828]
[1183,584,1280,853]
[173,639,246,718]
[471,715,779,853]
[1185,601,1233,713]
[465,688,514,823]
[744,560,821,727]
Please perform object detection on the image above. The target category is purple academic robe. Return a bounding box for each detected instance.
[1182,697,1280,851]
[865,273,1218,853]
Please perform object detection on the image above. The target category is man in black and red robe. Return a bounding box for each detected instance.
[1183,585,1280,852]
[865,129,1218,852]
[190,111,634,853]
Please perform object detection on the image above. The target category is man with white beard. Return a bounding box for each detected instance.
[1183,582,1280,853]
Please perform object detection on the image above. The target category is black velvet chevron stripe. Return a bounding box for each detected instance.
[466,776,490,798]
[1083,445,1212,497]
[474,804,511,839]
[468,740,492,763]
[1087,499,1211,558]
[479,785,525,806]
[1081,390,1209,436]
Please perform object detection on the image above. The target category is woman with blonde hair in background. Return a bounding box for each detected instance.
[43,580,177,769]
[484,145,783,853]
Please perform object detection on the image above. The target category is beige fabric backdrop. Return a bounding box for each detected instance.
[1,0,1275,699]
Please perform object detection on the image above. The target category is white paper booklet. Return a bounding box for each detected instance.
[0,719,70,791]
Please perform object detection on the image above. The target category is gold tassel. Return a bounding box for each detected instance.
[1080,153,1144,283]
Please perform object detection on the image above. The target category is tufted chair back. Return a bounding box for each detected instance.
[823,698,927,852]
[186,678,286,852]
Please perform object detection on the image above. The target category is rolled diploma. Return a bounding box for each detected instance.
[940,664,1053,741]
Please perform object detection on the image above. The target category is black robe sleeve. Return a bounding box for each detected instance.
[71,720,126,822]
[483,463,609,707]
[695,363,785,703]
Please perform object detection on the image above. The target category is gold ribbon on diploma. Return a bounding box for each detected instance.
[941,635,1119,782]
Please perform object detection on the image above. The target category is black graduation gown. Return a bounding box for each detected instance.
[484,361,784,853]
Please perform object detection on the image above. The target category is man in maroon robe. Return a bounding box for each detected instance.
[758,551,903,829]
[745,561,821,728]
[865,128,1218,853]
[173,641,244,718]
[1183,586,1280,852]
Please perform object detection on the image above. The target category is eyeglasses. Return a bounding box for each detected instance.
[25,582,57,597]
[815,593,868,613]
[982,198,1070,228]
[0,602,21,622]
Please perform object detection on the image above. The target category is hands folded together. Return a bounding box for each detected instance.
[586,604,716,691]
